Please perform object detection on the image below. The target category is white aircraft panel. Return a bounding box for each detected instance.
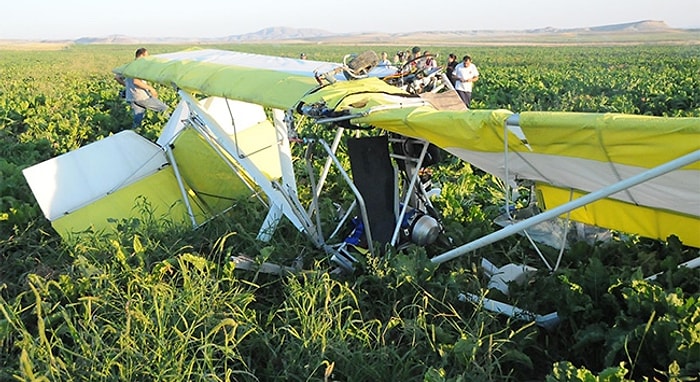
[23,131,168,221]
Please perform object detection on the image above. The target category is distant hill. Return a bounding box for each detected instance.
[222,26,339,42]
[70,27,340,45]
[75,35,148,45]
[4,20,698,47]
[318,20,699,46]
[525,20,672,33]
[588,19,671,32]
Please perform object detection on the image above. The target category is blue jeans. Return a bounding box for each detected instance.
[131,97,168,128]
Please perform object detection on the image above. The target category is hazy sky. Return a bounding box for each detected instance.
[5,0,699,40]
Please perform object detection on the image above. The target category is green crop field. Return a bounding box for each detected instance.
[1,44,699,381]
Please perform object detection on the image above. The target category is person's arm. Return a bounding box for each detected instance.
[470,67,480,82]
[133,78,158,98]
[461,68,479,82]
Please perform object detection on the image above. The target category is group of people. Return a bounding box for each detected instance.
[389,46,438,70]
[394,46,480,108]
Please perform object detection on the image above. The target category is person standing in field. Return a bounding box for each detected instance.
[115,48,168,129]
[393,51,406,65]
[445,53,459,88]
[422,51,437,69]
[454,55,479,108]
[378,51,392,67]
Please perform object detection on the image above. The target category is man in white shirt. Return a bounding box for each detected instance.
[453,55,479,108]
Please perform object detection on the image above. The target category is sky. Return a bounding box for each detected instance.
[5,0,699,40]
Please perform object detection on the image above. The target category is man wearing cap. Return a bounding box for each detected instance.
[454,55,479,108]
[409,46,421,62]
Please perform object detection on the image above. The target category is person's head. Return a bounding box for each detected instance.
[381,51,388,59]
[462,55,472,64]
[300,52,307,59]
[135,47,148,59]
[411,46,421,55]
[448,53,456,61]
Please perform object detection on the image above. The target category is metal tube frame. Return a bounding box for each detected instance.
[304,138,377,257]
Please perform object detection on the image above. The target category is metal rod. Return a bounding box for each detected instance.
[310,127,345,206]
[164,143,198,228]
[646,256,700,281]
[391,140,430,246]
[328,200,357,241]
[307,138,376,257]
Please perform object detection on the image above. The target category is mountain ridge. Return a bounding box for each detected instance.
[4,20,700,46]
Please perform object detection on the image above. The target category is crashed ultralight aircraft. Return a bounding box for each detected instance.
[23,49,700,326]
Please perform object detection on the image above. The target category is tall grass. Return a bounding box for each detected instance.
[1,235,260,380]
[0,211,542,381]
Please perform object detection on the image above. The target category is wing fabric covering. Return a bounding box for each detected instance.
[22,130,166,222]
[518,113,700,248]
[114,49,325,110]
[24,129,255,238]
[21,96,287,239]
[22,131,201,237]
